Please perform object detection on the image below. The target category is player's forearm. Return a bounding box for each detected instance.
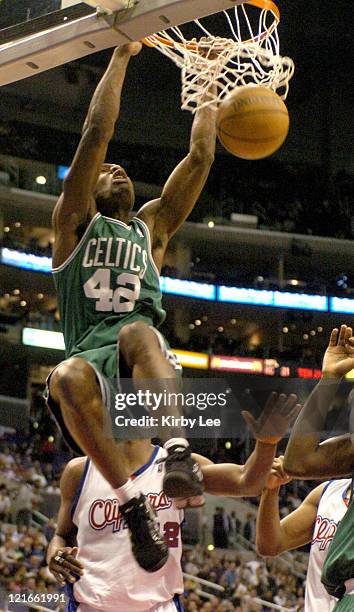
[83,47,131,137]
[284,377,341,477]
[256,487,284,556]
[239,441,277,495]
[189,90,217,162]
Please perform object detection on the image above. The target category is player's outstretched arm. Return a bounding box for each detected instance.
[256,456,322,556]
[138,93,217,271]
[46,458,86,586]
[52,43,141,268]
[197,393,300,497]
[284,325,354,479]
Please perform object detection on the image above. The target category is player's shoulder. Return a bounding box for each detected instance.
[60,457,87,500]
[304,482,331,507]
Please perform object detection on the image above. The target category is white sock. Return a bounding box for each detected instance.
[114,479,136,505]
[164,438,189,451]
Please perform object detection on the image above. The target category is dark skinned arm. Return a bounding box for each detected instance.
[46,457,86,586]
[52,43,141,268]
[284,325,354,479]
[138,89,217,272]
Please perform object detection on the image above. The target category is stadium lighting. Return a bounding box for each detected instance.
[35,176,47,185]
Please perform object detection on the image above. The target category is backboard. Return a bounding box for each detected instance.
[0,0,245,86]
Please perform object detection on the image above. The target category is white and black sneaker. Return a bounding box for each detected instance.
[161,445,205,498]
[120,494,169,572]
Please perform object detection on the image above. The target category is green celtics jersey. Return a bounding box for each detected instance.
[53,213,166,376]
[321,477,354,601]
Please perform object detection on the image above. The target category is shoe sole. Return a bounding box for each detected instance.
[141,551,169,573]
[163,471,205,498]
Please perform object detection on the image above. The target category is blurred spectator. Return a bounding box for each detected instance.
[0,485,11,521]
[13,482,38,527]
[243,514,256,543]
[213,507,230,549]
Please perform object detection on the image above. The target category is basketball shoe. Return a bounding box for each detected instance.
[120,494,168,572]
[161,444,205,499]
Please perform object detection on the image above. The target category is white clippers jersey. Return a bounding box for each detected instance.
[305,478,351,612]
[69,446,184,611]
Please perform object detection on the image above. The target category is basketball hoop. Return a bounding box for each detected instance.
[142,0,294,112]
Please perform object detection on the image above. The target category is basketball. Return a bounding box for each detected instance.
[216,86,290,160]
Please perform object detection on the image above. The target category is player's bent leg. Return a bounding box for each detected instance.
[48,357,169,573]
[119,322,204,500]
[49,357,129,488]
[119,320,177,381]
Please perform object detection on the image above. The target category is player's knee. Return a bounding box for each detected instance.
[119,321,157,365]
[50,357,94,404]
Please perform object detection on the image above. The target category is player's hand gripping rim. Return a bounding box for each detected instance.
[49,547,84,586]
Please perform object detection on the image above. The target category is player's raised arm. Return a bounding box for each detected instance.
[194,393,300,498]
[256,456,322,556]
[138,93,217,271]
[52,43,141,268]
[46,458,85,586]
[284,325,354,479]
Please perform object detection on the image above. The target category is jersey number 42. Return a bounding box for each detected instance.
[83,269,140,313]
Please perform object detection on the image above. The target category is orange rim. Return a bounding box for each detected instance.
[142,0,280,49]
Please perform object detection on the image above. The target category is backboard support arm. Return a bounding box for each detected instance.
[0,0,244,86]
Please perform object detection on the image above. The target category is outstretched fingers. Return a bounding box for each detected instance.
[260,391,280,418]
[338,325,348,346]
[241,410,258,432]
[279,393,298,416]
[329,328,339,346]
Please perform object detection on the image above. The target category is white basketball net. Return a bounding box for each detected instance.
[144,2,295,113]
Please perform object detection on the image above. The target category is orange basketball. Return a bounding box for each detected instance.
[217,86,289,160]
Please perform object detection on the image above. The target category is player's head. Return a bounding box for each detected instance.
[94,163,135,217]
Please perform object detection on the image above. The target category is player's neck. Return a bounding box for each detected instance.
[112,210,130,224]
[121,440,156,475]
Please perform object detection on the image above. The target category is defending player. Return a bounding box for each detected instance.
[47,393,300,611]
[46,41,217,572]
[256,455,351,611]
[284,325,354,609]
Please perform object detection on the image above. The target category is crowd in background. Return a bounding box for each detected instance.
[181,547,305,611]
[0,435,65,603]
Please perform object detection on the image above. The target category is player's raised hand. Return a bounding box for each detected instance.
[241,392,301,445]
[265,455,292,490]
[117,41,142,57]
[322,325,354,379]
[49,546,84,586]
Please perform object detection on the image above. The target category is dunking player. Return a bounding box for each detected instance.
[47,393,300,611]
[256,455,351,611]
[284,325,354,610]
[45,41,217,572]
